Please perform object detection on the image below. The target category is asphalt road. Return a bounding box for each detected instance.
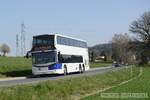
[0,66,128,87]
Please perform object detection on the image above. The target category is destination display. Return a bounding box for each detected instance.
[32,45,55,51]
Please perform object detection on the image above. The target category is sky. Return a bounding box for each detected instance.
[0,0,150,56]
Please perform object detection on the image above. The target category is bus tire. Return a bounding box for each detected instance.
[79,64,82,73]
[64,66,67,75]
[82,64,85,73]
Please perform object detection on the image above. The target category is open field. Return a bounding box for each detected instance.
[82,65,150,100]
[0,57,32,77]
[0,66,139,100]
[0,57,111,78]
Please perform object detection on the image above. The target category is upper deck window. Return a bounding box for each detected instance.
[57,36,87,48]
[33,35,54,46]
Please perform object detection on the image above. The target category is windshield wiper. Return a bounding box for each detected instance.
[34,62,55,67]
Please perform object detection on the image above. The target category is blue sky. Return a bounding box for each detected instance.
[0,0,150,56]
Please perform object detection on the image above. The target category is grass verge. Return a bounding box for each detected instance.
[90,61,112,68]
[82,65,150,100]
[0,66,140,100]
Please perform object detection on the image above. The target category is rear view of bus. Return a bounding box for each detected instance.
[31,34,89,75]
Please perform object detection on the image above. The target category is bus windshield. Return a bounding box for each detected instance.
[32,51,56,65]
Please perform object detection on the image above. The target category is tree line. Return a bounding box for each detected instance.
[89,11,150,65]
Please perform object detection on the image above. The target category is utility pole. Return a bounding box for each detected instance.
[20,22,26,56]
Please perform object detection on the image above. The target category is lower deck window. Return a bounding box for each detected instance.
[58,54,83,63]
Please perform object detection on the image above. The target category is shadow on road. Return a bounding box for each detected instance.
[27,72,81,78]
[0,70,81,78]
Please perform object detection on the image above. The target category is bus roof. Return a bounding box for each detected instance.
[33,33,87,42]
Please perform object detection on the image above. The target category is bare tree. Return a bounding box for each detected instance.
[0,43,10,56]
[129,11,150,64]
[130,11,150,43]
[111,33,133,64]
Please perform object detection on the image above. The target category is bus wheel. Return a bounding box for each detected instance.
[79,64,82,73]
[64,66,67,75]
[82,64,85,73]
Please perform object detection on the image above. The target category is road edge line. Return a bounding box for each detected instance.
[0,77,27,81]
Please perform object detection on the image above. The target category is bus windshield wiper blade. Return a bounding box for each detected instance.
[34,62,55,67]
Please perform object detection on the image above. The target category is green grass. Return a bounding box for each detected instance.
[0,57,32,77]
[0,57,112,78]
[0,67,140,100]
[82,65,150,100]
[90,61,112,68]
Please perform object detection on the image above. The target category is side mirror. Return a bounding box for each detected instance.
[26,51,31,59]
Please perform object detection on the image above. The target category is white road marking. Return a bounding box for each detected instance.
[0,77,26,81]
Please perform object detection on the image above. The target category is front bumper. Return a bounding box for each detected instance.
[32,67,63,75]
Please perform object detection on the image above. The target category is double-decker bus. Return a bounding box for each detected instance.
[31,34,89,75]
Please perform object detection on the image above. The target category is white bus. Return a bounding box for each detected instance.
[31,34,89,75]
